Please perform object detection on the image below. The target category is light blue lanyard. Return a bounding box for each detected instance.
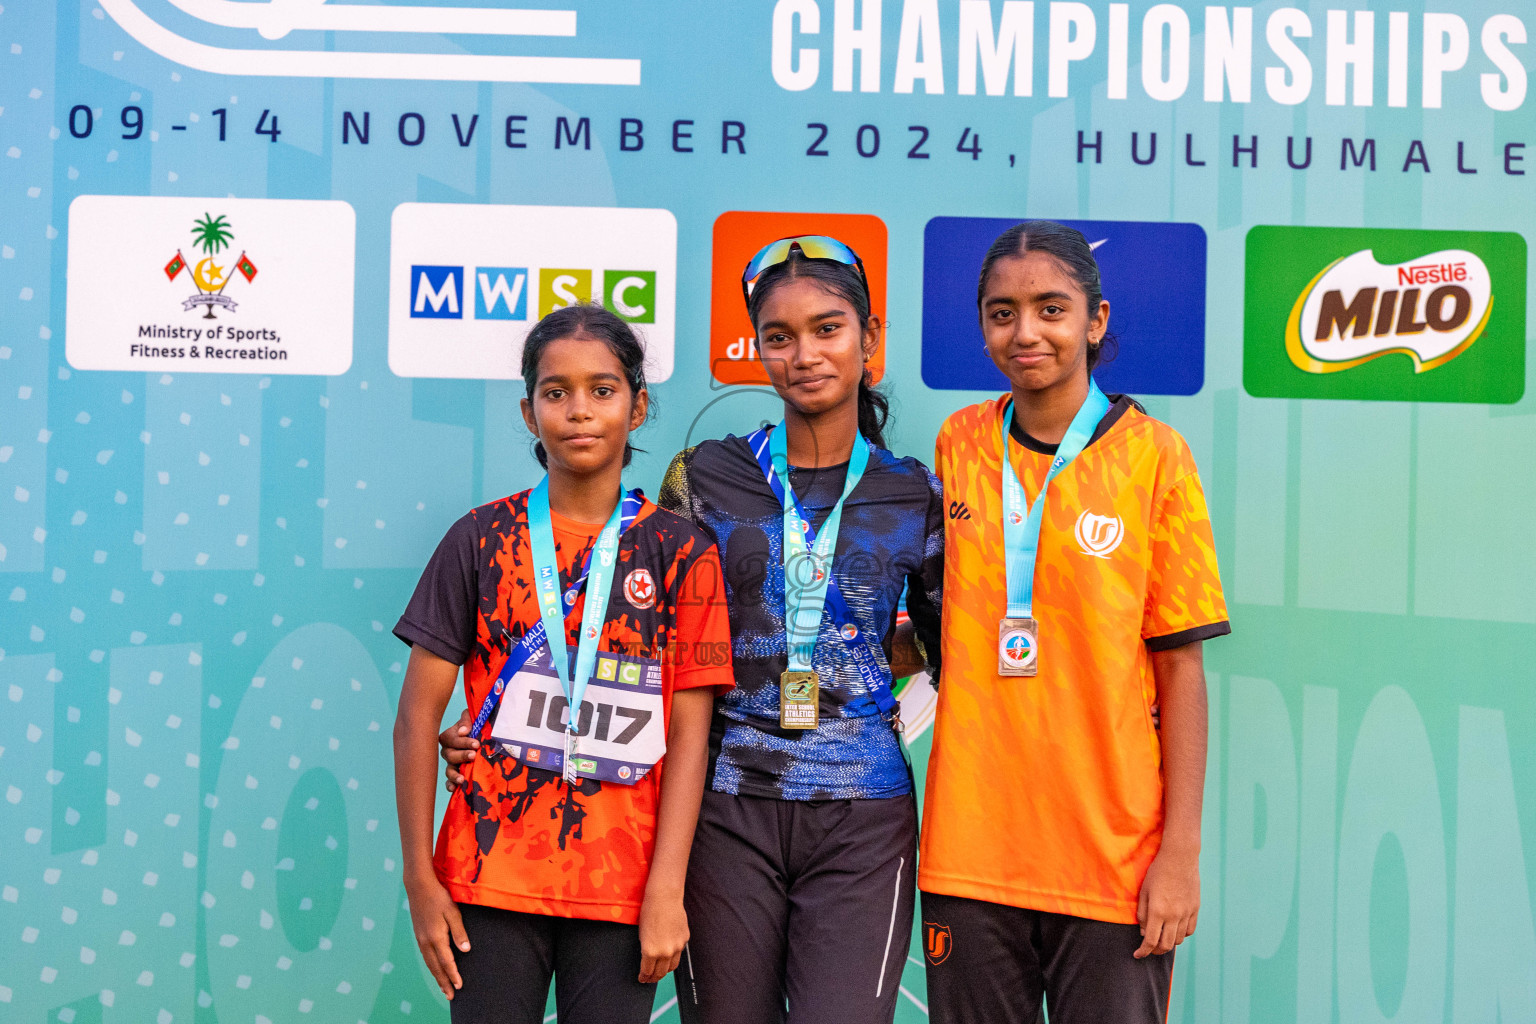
[527,477,634,741]
[1000,381,1111,618]
[767,425,869,673]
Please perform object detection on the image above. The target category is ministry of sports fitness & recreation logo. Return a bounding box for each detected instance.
[66,194,355,375]
[164,213,259,319]
[1244,226,1525,404]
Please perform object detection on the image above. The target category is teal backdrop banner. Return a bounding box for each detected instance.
[2,2,1534,1022]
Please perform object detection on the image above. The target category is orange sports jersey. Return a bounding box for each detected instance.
[395,491,735,924]
[919,394,1229,924]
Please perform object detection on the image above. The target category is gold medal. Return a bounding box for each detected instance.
[998,617,1038,677]
[779,671,819,729]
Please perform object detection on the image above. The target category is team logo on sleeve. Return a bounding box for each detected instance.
[924,921,953,965]
[1074,510,1124,558]
[623,568,656,609]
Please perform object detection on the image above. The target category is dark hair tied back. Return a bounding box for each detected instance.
[744,251,891,449]
[977,220,1117,372]
[521,303,650,468]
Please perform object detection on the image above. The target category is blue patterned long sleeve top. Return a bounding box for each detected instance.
[659,433,944,800]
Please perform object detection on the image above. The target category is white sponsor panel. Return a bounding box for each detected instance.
[66,195,355,375]
[388,202,677,381]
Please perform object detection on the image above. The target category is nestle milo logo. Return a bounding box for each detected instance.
[1290,249,1490,375]
[1245,226,1525,405]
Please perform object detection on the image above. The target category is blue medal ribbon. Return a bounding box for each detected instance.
[465,481,642,763]
[1000,380,1111,618]
[748,425,903,726]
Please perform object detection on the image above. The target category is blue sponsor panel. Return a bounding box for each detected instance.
[921,218,1207,396]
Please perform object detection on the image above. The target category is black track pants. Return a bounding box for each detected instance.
[450,903,657,1024]
[675,790,918,1024]
[920,890,1174,1024]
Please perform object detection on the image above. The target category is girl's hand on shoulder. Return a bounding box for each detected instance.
[405,874,470,999]
[637,888,688,984]
[888,619,927,680]
[439,708,479,790]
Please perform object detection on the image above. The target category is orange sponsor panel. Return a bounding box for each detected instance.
[710,210,888,385]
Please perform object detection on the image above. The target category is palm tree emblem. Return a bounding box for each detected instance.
[166,212,258,318]
[191,213,233,256]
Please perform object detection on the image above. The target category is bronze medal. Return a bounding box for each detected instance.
[997,617,1038,677]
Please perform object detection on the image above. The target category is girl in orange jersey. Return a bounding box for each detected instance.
[392,305,734,1024]
[918,221,1230,1024]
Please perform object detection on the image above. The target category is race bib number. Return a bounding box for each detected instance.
[489,644,665,786]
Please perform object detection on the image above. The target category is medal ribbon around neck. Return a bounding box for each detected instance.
[528,478,641,759]
[747,426,903,724]
[1000,379,1111,618]
[767,424,868,673]
[461,482,641,795]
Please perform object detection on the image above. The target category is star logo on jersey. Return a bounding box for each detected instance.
[924,921,953,965]
[623,568,656,609]
[1074,510,1125,558]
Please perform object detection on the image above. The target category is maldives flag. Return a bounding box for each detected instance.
[236,253,258,282]
[164,252,186,280]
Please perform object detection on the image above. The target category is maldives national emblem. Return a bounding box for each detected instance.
[164,212,258,319]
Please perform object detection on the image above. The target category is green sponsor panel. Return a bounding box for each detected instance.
[1243,226,1526,403]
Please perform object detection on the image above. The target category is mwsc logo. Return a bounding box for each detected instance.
[389,203,676,381]
[408,266,657,323]
[1244,226,1525,404]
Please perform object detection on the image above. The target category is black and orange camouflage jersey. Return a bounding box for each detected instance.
[394,490,734,924]
[919,395,1229,925]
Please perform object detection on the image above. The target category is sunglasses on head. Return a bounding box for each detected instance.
[741,235,868,307]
